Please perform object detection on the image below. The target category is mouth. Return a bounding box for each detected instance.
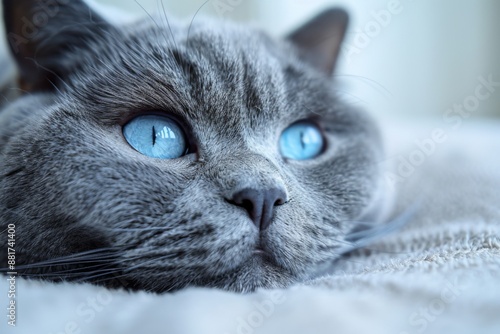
[252,247,266,255]
[249,244,282,270]
[219,251,297,292]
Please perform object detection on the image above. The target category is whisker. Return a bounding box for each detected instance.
[186,0,210,44]
[74,268,129,283]
[12,255,118,271]
[0,247,120,271]
[160,0,178,49]
[103,226,173,232]
[334,73,393,98]
[340,199,421,254]
[333,90,369,105]
[134,0,161,30]
[17,263,115,277]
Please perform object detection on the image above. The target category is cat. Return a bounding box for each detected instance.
[0,0,388,293]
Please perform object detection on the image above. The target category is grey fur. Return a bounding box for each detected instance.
[0,0,383,292]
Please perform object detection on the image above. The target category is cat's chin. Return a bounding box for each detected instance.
[204,253,299,293]
[114,251,299,293]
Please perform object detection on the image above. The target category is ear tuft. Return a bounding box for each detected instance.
[287,8,349,75]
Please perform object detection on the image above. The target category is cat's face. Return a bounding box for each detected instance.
[0,1,382,292]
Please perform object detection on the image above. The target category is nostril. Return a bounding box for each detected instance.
[229,187,287,230]
[240,199,254,213]
[272,190,286,207]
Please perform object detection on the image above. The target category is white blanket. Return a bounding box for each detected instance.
[1,118,500,334]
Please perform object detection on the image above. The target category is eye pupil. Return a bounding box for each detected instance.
[123,115,188,159]
[279,121,324,161]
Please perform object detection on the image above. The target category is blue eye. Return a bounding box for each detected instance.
[279,121,324,160]
[123,115,188,159]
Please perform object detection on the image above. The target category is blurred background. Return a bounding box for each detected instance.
[2,0,499,122]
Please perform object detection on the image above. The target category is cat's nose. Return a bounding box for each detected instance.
[230,187,287,230]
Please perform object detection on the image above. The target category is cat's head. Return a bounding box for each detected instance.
[0,0,383,292]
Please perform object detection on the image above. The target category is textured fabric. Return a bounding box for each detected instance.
[1,118,499,334]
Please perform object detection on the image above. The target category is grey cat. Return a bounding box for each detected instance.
[0,0,386,292]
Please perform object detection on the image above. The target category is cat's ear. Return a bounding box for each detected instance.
[287,8,349,75]
[2,0,112,92]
